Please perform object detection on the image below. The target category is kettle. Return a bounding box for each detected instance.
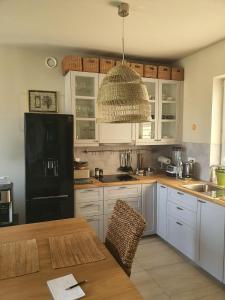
[183,160,194,178]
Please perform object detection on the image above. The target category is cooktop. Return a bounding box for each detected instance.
[98,174,137,183]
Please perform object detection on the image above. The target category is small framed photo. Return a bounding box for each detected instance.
[28,90,57,113]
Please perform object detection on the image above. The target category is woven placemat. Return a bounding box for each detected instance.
[0,239,39,280]
[49,232,105,269]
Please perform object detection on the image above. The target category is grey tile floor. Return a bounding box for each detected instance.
[131,236,225,300]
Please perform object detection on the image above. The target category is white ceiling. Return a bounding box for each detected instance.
[1,0,225,61]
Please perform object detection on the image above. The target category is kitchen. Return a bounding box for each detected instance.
[1,0,225,299]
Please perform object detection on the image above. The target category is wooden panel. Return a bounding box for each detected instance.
[49,231,105,268]
[0,239,39,280]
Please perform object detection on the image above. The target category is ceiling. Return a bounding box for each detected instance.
[1,0,225,61]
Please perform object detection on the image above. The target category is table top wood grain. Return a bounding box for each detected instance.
[0,217,142,300]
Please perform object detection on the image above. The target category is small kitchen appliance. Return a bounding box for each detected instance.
[0,182,13,226]
[166,147,183,177]
[183,160,194,178]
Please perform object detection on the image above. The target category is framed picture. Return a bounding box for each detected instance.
[28,90,57,112]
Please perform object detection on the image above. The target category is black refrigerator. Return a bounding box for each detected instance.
[25,113,74,223]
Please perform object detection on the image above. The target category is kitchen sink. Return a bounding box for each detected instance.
[182,183,225,198]
[182,183,217,192]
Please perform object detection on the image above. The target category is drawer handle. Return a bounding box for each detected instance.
[118,186,127,189]
[198,199,206,204]
[176,206,183,210]
[82,189,94,193]
[177,192,184,196]
[160,186,166,189]
[176,221,183,226]
[81,203,99,208]
[86,218,98,222]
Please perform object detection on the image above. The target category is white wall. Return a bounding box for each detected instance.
[179,39,225,144]
[0,45,71,222]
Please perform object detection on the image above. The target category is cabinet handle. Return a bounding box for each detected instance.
[177,192,184,196]
[155,139,161,141]
[81,203,99,208]
[176,206,183,210]
[160,185,166,189]
[82,189,94,193]
[118,186,127,189]
[176,221,183,226]
[86,217,98,222]
[198,199,206,204]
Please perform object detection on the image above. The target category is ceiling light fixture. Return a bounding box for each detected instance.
[97,2,151,123]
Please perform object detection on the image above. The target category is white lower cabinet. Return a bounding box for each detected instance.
[167,216,197,261]
[75,188,104,241]
[157,184,168,240]
[142,184,156,236]
[85,215,104,242]
[197,199,225,282]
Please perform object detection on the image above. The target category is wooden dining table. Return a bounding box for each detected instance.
[0,217,143,299]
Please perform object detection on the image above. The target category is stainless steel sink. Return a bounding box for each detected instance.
[182,183,217,192]
[182,183,225,198]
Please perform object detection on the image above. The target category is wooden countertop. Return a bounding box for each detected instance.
[0,218,142,300]
[74,174,225,207]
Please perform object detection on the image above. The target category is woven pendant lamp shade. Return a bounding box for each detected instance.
[97,64,151,123]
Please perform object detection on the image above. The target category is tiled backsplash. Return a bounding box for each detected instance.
[75,145,174,176]
[182,142,210,180]
[75,142,213,180]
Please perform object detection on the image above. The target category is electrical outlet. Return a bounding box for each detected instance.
[188,157,196,163]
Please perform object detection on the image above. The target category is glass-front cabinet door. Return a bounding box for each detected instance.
[72,72,98,145]
[136,78,158,144]
[158,80,180,143]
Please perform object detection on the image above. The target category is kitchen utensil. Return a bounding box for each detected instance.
[171,147,182,166]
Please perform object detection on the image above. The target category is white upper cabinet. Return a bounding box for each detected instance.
[65,71,99,146]
[136,78,159,145]
[158,80,180,144]
[136,79,181,145]
[98,74,134,144]
[65,71,182,146]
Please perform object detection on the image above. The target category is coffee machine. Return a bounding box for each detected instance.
[0,182,13,226]
[166,147,182,177]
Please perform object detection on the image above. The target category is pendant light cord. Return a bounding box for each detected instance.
[122,16,125,64]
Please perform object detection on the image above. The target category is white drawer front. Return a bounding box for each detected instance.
[167,216,196,261]
[104,185,141,200]
[76,188,103,202]
[168,188,197,212]
[85,215,104,242]
[167,201,197,228]
[104,197,142,215]
[76,200,103,217]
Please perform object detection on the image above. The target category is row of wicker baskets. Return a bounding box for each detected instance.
[62,56,184,81]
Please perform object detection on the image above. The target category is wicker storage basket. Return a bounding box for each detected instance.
[115,60,131,67]
[100,58,115,73]
[144,65,158,78]
[83,58,99,73]
[130,63,144,76]
[158,66,171,80]
[62,56,82,75]
[171,67,184,81]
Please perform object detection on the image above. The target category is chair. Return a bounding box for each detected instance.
[105,199,146,276]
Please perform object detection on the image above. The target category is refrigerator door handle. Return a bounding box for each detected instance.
[31,195,69,200]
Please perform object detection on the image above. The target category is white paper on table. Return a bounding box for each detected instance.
[47,274,85,300]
